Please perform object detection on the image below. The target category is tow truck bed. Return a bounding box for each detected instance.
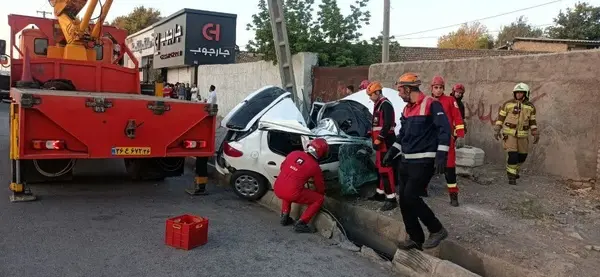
[10,88,217,160]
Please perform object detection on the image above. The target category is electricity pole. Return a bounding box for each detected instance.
[382,0,390,63]
[37,11,52,18]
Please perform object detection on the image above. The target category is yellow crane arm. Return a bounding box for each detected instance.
[48,0,113,44]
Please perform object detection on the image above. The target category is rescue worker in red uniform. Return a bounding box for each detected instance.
[451,84,467,134]
[359,80,371,90]
[365,81,398,211]
[430,76,465,207]
[274,138,329,233]
[383,72,450,251]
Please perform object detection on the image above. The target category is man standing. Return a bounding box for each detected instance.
[206,85,217,105]
[274,138,328,233]
[451,84,467,134]
[345,85,355,96]
[430,76,465,207]
[185,83,192,101]
[493,83,539,185]
[383,72,450,251]
[366,81,397,211]
[177,83,186,100]
[359,80,370,90]
[191,84,200,101]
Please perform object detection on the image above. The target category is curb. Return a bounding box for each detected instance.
[186,159,539,277]
[256,190,479,277]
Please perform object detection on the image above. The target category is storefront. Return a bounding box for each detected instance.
[124,25,155,83]
[152,8,237,85]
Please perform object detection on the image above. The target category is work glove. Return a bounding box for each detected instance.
[382,148,399,167]
[455,137,465,149]
[435,151,447,175]
[372,139,381,151]
[493,126,503,141]
[532,129,540,144]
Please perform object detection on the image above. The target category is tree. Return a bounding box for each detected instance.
[437,22,493,49]
[495,16,543,47]
[546,2,600,40]
[246,0,374,66]
[111,6,162,35]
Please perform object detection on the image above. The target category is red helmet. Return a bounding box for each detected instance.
[307,138,329,159]
[452,83,465,93]
[359,80,371,90]
[431,76,445,88]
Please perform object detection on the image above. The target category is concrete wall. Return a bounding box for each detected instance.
[166,66,194,84]
[369,50,600,179]
[512,41,568,52]
[196,52,319,118]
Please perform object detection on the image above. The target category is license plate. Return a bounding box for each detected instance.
[111,147,151,156]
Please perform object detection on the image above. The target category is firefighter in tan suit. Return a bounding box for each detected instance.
[493,83,539,185]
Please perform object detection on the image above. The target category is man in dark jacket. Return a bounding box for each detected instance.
[383,72,450,251]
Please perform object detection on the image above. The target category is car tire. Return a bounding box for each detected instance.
[230,170,269,201]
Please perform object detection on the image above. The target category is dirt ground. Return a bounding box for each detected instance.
[340,163,600,277]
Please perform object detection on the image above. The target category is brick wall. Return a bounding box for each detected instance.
[311,66,369,102]
[512,41,568,52]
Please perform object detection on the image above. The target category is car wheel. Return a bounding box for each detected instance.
[230,170,269,201]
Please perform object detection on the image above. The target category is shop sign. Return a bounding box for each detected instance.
[189,47,231,57]
[130,37,154,52]
[159,51,183,60]
[154,24,184,52]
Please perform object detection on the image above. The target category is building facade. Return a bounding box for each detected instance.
[123,8,237,85]
[497,37,600,52]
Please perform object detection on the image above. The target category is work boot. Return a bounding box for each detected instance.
[396,239,423,251]
[380,199,398,211]
[507,173,517,185]
[293,220,316,233]
[449,192,459,207]
[185,181,208,196]
[368,193,385,202]
[280,213,294,226]
[423,227,448,249]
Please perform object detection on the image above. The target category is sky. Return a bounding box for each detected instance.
[1,0,599,51]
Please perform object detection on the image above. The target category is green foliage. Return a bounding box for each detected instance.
[111,6,162,35]
[546,2,600,40]
[246,0,395,66]
[495,16,544,47]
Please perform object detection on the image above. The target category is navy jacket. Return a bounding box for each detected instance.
[391,93,451,163]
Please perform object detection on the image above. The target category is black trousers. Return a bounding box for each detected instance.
[397,161,444,244]
[195,157,209,177]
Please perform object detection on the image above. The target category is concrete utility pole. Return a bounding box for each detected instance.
[37,11,52,18]
[382,0,390,63]
[266,0,301,110]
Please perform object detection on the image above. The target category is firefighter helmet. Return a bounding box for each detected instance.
[513,82,530,98]
[307,138,329,159]
[431,76,445,88]
[366,81,383,95]
[359,80,371,90]
[396,72,422,87]
[452,83,465,93]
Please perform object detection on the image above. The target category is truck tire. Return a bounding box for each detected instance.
[230,170,269,201]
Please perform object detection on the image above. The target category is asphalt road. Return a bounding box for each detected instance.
[0,104,396,277]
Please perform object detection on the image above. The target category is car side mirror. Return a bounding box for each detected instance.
[0,39,5,55]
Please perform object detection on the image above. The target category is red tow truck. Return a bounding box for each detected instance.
[5,0,217,202]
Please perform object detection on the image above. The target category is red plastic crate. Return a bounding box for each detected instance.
[165,214,209,250]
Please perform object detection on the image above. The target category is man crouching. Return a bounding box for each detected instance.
[274,138,329,233]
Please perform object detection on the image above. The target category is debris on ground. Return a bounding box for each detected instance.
[341,163,600,277]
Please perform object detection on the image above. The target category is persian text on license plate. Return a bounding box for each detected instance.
[111,147,151,156]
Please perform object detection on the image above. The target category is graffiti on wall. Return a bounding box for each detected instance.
[464,92,548,125]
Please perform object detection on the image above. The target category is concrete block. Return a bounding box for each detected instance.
[392,249,440,277]
[455,146,485,167]
[433,261,482,277]
[456,166,475,177]
[258,190,275,209]
[360,246,393,270]
[313,212,336,239]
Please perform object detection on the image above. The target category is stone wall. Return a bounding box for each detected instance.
[369,50,600,179]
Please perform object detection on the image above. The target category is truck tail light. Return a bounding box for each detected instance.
[32,140,65,150]
[223,141,243,157]
[183,140,207,149]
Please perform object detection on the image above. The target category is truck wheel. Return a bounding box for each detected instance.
[230,170,269,201]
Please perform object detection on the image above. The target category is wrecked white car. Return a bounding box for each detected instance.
[215,85,406,200]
